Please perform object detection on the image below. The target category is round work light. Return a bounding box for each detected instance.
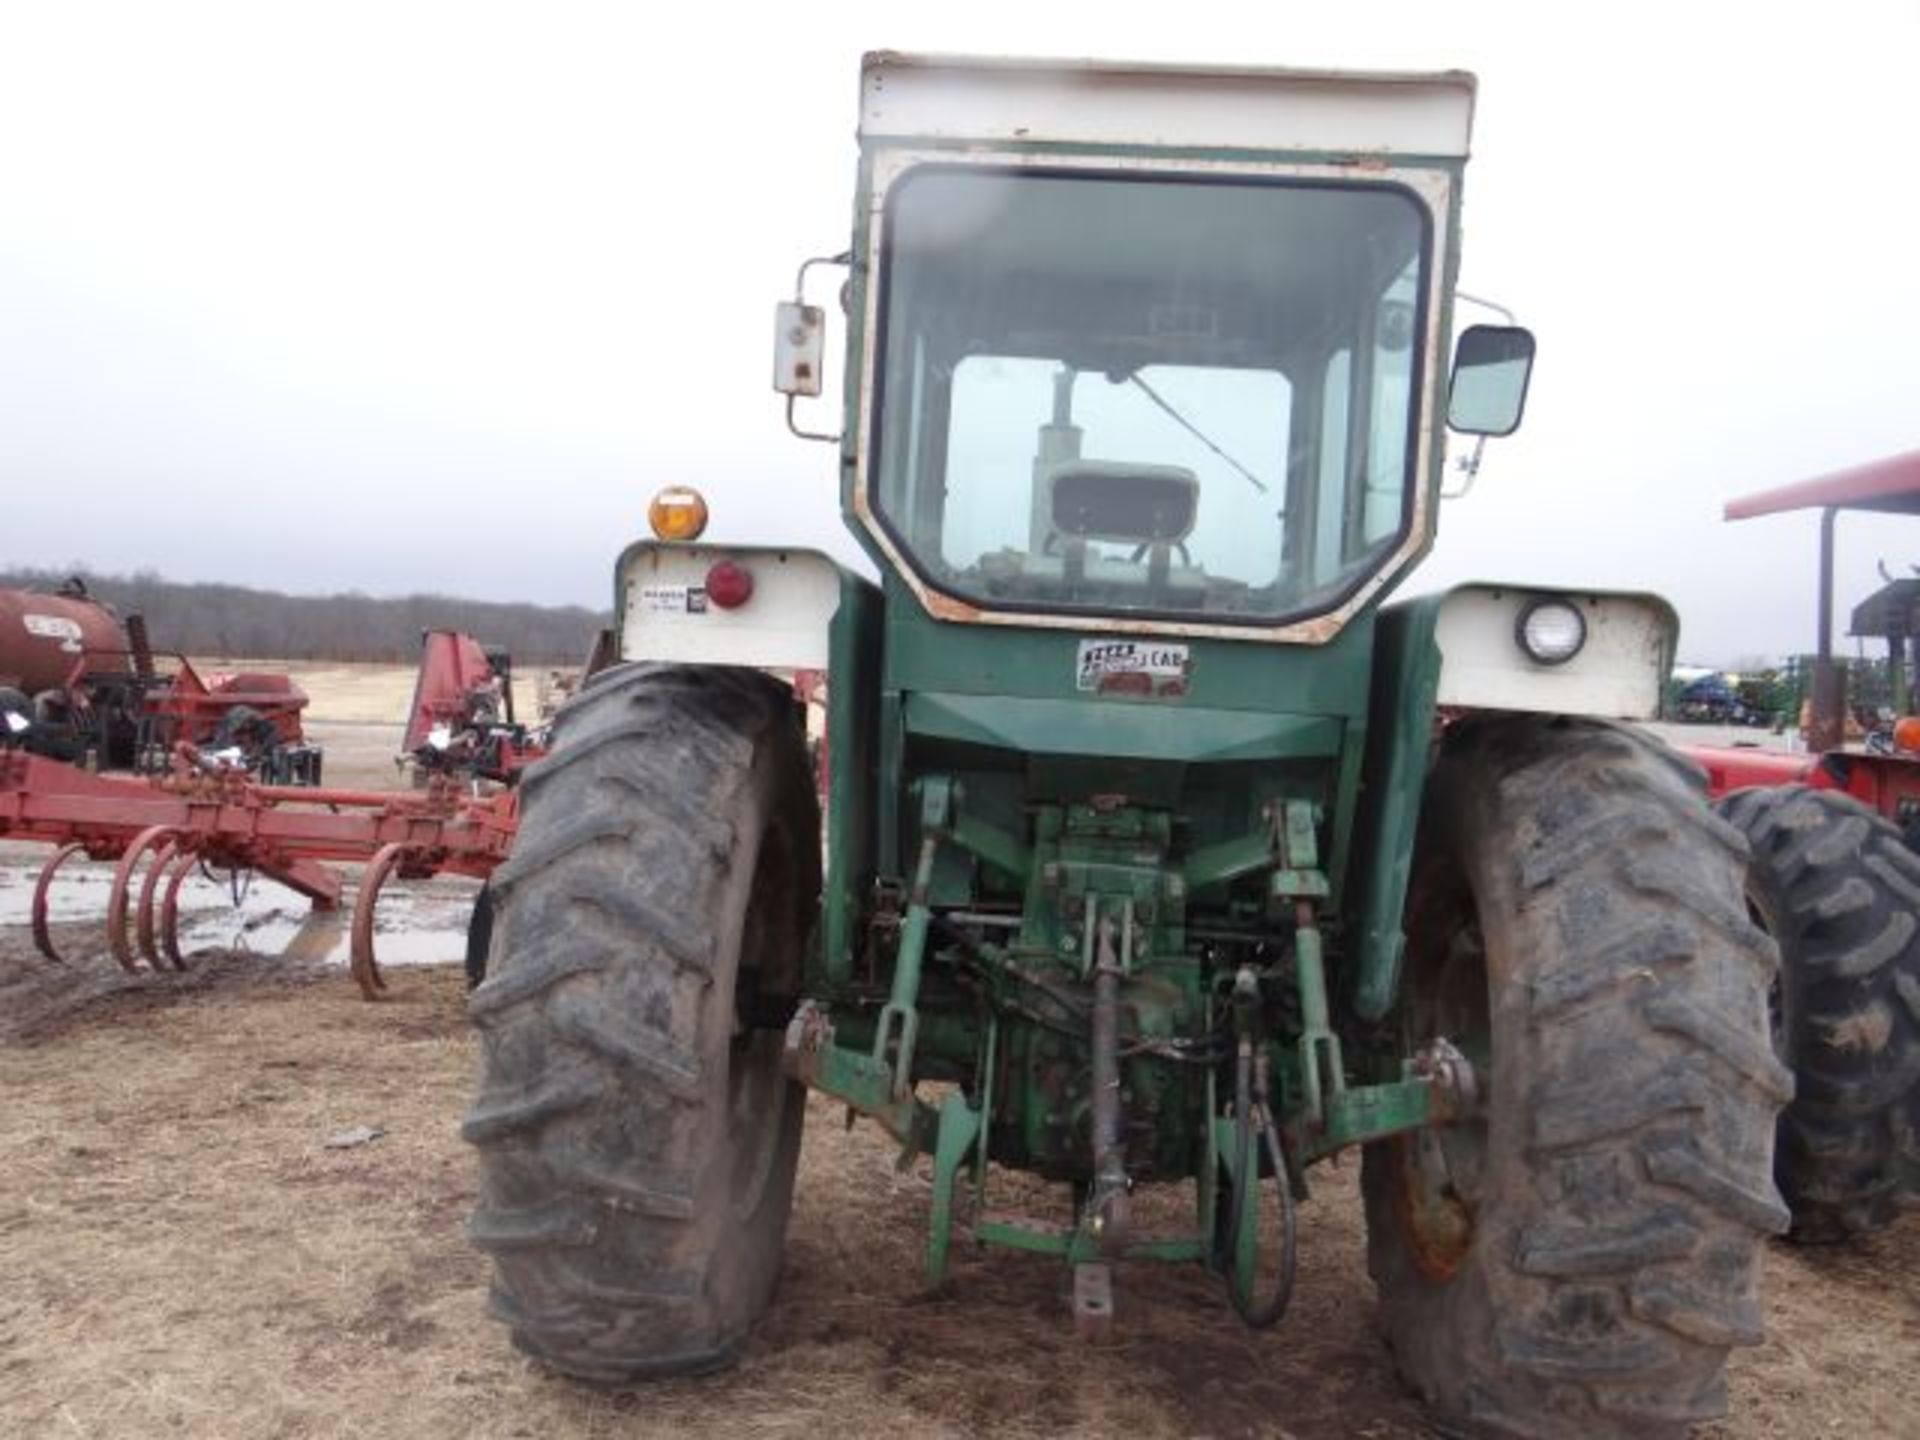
[1515,598,1587,666]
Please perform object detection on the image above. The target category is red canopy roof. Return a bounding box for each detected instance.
[1725,447,1920,520]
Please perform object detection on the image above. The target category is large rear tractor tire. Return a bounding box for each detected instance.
[1717,785,1920,1241]
[1364,718,1791,1440]
[463,663,819,1381]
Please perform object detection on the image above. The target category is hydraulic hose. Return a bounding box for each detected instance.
[1224,1033,1298,1328]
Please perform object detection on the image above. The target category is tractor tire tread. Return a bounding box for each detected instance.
[467,939,607,1018]
[461,1067,604,1144]
[1640,992,1795,1102]
[1512,1208,1698,1277]
[1366,716,1786,1440]
[1716,784,1920,1241]
[465,662,815,1380]
[1528,919,1694,1019]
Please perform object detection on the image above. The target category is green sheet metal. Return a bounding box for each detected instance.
[1347,593,1446,1021]
[822,569,884,992]
[906,692,1344,764]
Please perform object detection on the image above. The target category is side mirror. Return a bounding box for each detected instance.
[1448,324,1536,437]
[771,301,826,398]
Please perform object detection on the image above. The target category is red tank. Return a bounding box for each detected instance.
[0,587,126,694]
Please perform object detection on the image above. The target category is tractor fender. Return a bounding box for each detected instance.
[1348,583,1678,1021]
[612,541,873,673]
[1430,583,1677,721]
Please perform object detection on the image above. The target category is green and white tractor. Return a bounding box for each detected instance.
[464,54,1791,1438]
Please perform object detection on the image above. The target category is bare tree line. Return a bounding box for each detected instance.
[1,566,608,665]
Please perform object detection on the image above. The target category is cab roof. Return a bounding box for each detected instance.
[859,51,1476,158]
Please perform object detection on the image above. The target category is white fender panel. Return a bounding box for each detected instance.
[618,545,842,671]
[1434,585,1676,720]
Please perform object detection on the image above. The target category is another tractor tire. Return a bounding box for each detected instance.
[1717,785,1920,1241]
[463,663,818,1381]
[1364,718,1791,1440]
[464,882,493,991]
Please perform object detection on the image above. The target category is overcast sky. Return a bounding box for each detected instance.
[3,2,1916,665]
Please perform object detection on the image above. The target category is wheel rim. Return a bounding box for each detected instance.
[1396,895,1492,1281]
[726,818,800,1222]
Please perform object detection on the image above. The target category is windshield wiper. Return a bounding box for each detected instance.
[1127,373,1270,495]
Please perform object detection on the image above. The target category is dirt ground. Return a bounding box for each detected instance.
[2,945,1916,1439]
[1,668,1916,1437]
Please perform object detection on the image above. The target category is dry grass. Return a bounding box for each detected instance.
[1,942,1916,1439]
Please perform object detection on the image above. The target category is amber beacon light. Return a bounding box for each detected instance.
[648,486,710,542]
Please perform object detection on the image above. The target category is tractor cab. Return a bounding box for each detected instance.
[781,57,1533,641]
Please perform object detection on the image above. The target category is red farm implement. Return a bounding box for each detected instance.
[1680,445,1920,841]
[0,746,517,999]
[0,582,321,783]
[0,628,575,998]
[400,629,543,784]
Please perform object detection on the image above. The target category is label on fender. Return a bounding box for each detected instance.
[638,585,708,615]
